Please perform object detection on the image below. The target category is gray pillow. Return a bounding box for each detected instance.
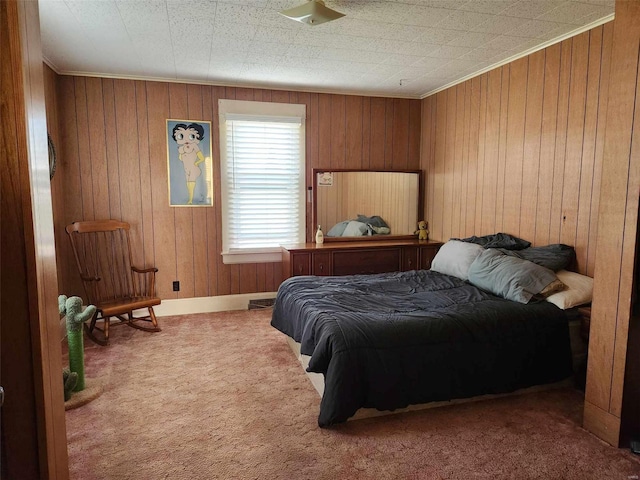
[497,244,575,272]
[356,214,389,228]
[342,220,369,236]
[467,249,558,304]
[327,221,349,237]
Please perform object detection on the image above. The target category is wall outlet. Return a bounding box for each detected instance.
[172,281,180,292]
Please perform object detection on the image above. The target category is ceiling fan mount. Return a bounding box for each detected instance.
[279,0,345,26]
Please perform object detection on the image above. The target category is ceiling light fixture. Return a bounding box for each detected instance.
[279,0,345,26]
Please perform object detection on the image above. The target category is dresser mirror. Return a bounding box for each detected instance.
[313,169,421,241]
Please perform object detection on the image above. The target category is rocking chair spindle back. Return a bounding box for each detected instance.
[66,219,161,345]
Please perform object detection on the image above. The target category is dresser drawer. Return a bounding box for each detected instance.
[312,252,331,276]
[291,253,311,276]
[419,245,439,270]
[402,246,419,271]
[333,248,401,275]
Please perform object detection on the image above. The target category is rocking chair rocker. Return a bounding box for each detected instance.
[66,219,161,345]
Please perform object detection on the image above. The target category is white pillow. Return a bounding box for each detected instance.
[545,270,594,309]
[430,240,484,281]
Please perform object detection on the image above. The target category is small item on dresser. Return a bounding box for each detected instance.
[415,220,429,240]
[315,225,324,244]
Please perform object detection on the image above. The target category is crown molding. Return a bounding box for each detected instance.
[45,69,421,100]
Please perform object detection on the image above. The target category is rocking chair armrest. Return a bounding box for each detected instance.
[131,266,158,275]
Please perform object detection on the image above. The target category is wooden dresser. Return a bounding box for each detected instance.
[281,239,443,279]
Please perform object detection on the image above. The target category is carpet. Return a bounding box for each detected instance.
[66,310,640,479]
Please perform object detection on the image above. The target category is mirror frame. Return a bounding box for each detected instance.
[312,168,424,242]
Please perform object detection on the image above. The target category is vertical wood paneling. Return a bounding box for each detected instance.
[549,39,572,244]
[168,83,195,299]
[588,21,614,276]
[52,76,421,298]
[535,43,561,246]
[74,77,95,222]
[212,86,230,296]
[443,88,457,240]
[503,57,528,236]
[384,98,394,168]
[520,50,545,244]
[345,96,363,168]
[479,72,493,234]
[370,97,386,169]
[57,76,83,295]
[560,32,589,252]
[461,81,473,237]
[432,92,447,242]
[114,79,144,268]
[392,98,410,169]
[451,84,465,237]
[146,82,177,299]
[408,100,422,169]
[362,97,371,169]
[330,94,346,168]
[575,28,603,274]
[420,24,612,277]
[85,77,110,220]
[135,80,156,271]
[187,84,211,298]
[584,0,640,447]
[318,94,332,168]
[103,79,123,222]
[468,76,481,236]
[495,65,510,233]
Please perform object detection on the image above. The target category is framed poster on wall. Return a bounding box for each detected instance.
[166,119,213,206]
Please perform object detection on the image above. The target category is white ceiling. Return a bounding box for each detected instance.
[38,0,615,99]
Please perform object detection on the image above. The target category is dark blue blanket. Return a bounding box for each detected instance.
[271,270,573,427]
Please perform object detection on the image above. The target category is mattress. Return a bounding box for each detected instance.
[271,269,573,427]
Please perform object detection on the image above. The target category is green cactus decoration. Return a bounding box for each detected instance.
[59,295,96,392]
[62,368,78,401]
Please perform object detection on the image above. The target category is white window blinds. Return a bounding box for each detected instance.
[219,100,306,264]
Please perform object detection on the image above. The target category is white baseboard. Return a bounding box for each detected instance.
[153,292,278,317]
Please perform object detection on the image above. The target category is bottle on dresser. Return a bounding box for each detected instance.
[315,225,324,244]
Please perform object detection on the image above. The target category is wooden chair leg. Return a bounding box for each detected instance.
[84,312,109,346]
[149,307,160,331]
[103,316,110,343]
[127,307,161,333]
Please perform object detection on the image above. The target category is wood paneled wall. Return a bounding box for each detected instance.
[584,0,640,447]
[421,24,613,276]
[1,1,68,478]
[47,75,422,299]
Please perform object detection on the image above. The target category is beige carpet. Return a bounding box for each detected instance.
[66,310,640,479]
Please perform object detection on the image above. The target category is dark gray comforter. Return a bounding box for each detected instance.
[271,270,573,427]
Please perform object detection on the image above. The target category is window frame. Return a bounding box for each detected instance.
[218,99,306,264]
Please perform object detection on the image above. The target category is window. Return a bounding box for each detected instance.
[219,100,306,264]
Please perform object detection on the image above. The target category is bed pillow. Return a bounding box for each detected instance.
[342,220,369,237]
[356,214,389,228]
[497,244,575,272]
[545,270,594,309]
[457,232,531,250]
[467,249,559,304]
[430,240,484,280]
[327,221,349,237]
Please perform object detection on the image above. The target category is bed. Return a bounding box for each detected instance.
[271,237,585,427]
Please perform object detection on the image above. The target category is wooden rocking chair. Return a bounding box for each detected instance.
[66,219,161,345]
